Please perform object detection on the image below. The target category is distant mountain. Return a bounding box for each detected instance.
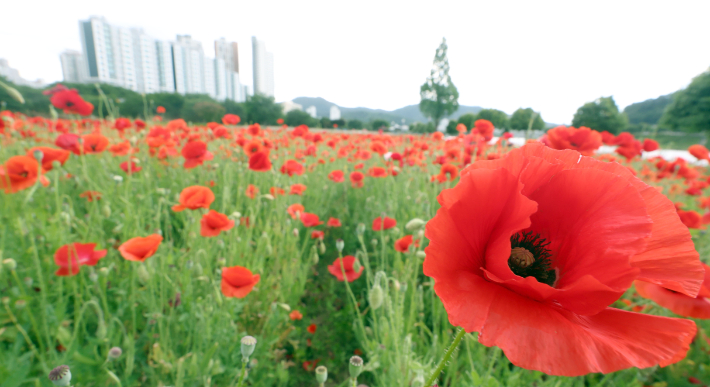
[291,97,483,123]
[623,93,675,125]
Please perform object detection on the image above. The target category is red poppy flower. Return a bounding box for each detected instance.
[311,230,324,239]
[688,144,709,161]
[118,234,162,262]
[289,183,307,195]
[245,184,259,199]
[79,190,102,201]
[677,209,705,229]
[109,141,132,156]
[172,185,215,212]
[277,118,284,125]
[82,133,109,154]
[27,146,70,171]
[50,89,94,116]
[156,106,166,114]
[300,212,323,227]
[350,171,364,188]
[181,141,213,169]
[600,131,616,145]
[372,216,396,231]
[456,123,467,134]
[222,114,241,126]
[114,117,132,131]
[328,256,364,282]
[270,186,285,196]
[474,119,495,141]
[289,310,303,320]
[423,142,702,376]
[55,133,82,154]
[635,264,710,319]
[54,243,107,276]
[616,140,643,161]
[287,203,305,219]
[394,235,418,252]
[438,163,459,181]
[120,161,142,174]
[368,166,387,178]
[280,159,305,176]
[43,84,69,96]
[642,139,659,152]
[248,151,272,172]
[221,265,260,298]
[200,210,235,237]
[302,359,319,371]
[307,324,317,334]
[0,155,50,193]
[328,170,345,183]
[327,217,342,227]
[545,126,602,156]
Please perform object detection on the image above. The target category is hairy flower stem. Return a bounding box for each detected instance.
[339,252,367,338]
[235,359,247,387]
[425,328,466,387]
[3,302,48,372]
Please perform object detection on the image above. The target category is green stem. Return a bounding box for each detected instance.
[424,328,466,387]
[235,359,247,387]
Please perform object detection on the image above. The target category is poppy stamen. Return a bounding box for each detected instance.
[508,231,555,286]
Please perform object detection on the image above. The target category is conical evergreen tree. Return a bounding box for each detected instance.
[419,38,459,129]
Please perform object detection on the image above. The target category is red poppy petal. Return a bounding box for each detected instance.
[635,281,710,319]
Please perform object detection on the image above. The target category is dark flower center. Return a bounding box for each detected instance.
[508,231,556,286]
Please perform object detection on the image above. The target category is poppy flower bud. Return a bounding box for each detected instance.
[416,251,426,259]
[368,285,384,310]
[391,227,402,237]
[48,365,71,386]
[99,267,110,276]
[60,212,72,227]
[262,194,275,201]
[392,279,401,292]
[311,246,319,264]
[229,211,242,219]
[315,365,328,384]
[349,356,364,379]
[33,149,44,162]
[23,277,33,287]
[102,204,111,218]
[89,271,98,283]
[356,223,366,236]
[293,228,299,237]
[52,160,61,170]
[137,264,151,284]
[113,175,123,183]
[318,240,326,254]
[336,239,344,252]
[371,239,378,247]
[15,299,27,309]
[96,319,107,340]
[0,81,25,104]
[352,258,362,273]
[278,303,291,311]
[405,218,426,232]
[156,188,169,195]
[241,335,257,359]
[1,297,9,305]
[3,258,17,270]
[411,373,425,387]
[108,347,122,360]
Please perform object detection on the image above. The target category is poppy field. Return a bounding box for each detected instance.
[2,90,710,387]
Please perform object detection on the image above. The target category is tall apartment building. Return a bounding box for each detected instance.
[251,36,274,97]
[215,38,246,102]
[59,50,86,83]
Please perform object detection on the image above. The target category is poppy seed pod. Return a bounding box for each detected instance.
[336,239,344,252]
[99,267,110,276]
[368,285,384,310]
[415,251,426,259]
[356,223,366,236]
[48,365,71,386]
[15,299,27,309]
[89,271,98,283]
[349,356,364,379]
[404,218,426,232]
[33,149,44,162]
[352,259,362,273]
[3,258,17,270]
[315,365,328,383]
[23,277,33,287]
[241,335,257,359]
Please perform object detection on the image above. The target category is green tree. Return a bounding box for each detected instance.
[476,108,509,129]
[457,113,477,131]
[446,119,459,135]
[183,100,226,123]
[347,119,364,130]
[509,108,545,130]
[223,99,246,118]
[419,37,459,129]
[319,117,332,129]
[623,94,674,125]
[144,93,185,119]
[285,110,318,127]
[245,94,282,124]
[571,96,627,134]
[370,119,389,131]
[410,121,436,133]
[660,70,710,132]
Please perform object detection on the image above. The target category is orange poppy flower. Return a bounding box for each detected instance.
[222,114,241,126]
[109,141,133,156]
[280,159,305,176]
[545,126,603,156]
[394,235,419,252]
[327,217,342,227]
[243,140,263,157]
[289,310,303,320]
[79,190,102,201]
[118,234,162,262]
[307,324,317,334]
[172,185,215,212]
[156,106,166,114]
[311,230,324,239]
[287,203,305,219]
[473,119,495,141]
[200,210,235,237]
[26,147,70,171]
[289,183,307,195]
[221,266,260,298]
[270,186,285,196]
[0,155,50,193]
[54,242,106,276]
[245,184,259,199]
[688,144,709,161]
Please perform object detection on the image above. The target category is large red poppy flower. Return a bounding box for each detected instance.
[82,133,109,154]
[26,147,70,171]
[289,183,307,195]
[300,212,323,227]
[328,256,364,282]
[350,171,364,188]
[222,114,241,126]
[248,151,272,172]
[474,119,495,141]
[545,126,602,156]
[328,170,345,183]
[423,142,702,376]
[221,266,260,298]
[287,203,305,219]
[0,155,50,193]
[55,133,82,154]
[54,243,107,276]
[372,216,396,231]
[200,210,235,237]
[172,185,215,212]
[118,234,163,262]
[394,235,418,252]
[181,141,213,169]
[50,89,94,116]
[643,139,659,152]
[635,264,710,319]
[688,144,709,161]
[280,159,305,176]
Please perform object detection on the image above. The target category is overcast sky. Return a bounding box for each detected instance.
[2,0,709,124]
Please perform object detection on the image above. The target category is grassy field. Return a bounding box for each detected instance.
[1,115,709,387]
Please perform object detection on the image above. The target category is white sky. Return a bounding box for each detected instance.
[2,0,709,124]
